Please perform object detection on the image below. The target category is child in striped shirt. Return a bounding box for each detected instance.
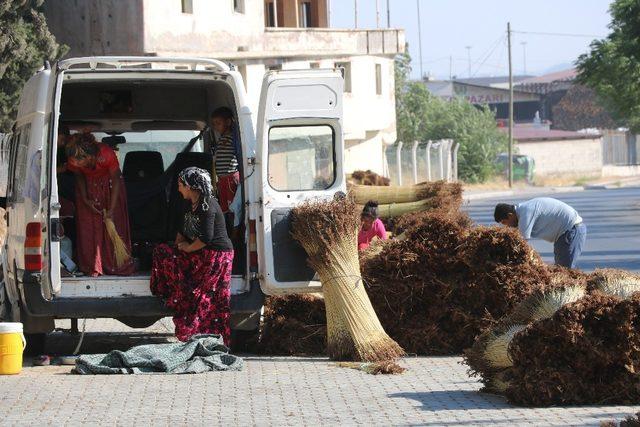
[210,107,240,213]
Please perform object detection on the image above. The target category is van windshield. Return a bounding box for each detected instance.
[93,130,203,170]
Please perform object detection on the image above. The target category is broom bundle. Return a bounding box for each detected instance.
[103,210,131,267]
[291,197,404,362]
[351,181,463,219]
[464,284,587,393]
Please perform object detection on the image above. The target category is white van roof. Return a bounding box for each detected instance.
[57,57,230,73]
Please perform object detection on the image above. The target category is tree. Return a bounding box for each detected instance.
[552,85,618,131]
[576,0,640,131]
[394,49,507,183]
[0,1,65,132]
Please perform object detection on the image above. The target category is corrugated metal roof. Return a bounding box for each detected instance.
[518,68,577,84]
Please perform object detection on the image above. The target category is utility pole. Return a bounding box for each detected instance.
[354,0,358,28]
[521,41,527,74]
[507,22,514,188]
[376,0,380,28]
[465,46,472,78]
[417,0,423,80]
[386,0,390,28]
[449,55,453,80]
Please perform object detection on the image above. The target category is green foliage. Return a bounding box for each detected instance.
[576,0,640,131]
[0,0,66,132]
[394,49,507,183]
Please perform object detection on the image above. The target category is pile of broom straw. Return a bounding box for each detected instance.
[252,181,575,356]
[465,268,640,406]
[349,170,390,187]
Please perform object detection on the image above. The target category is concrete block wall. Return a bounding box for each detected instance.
[517,138,603,177]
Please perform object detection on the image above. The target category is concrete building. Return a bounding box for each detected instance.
[425,80,541,122]
[43,0,405,175]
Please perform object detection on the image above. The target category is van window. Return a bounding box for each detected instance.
[267,125,335,191]
[93,130,202,169]
[9,124,31,202]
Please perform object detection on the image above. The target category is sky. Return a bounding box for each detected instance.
[330,0,613,80]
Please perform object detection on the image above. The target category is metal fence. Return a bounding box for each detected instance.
[602,130,640,165]
[385,139,459,186]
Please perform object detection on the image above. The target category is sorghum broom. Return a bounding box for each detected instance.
[103,210,131,267]
[291,197,404,362]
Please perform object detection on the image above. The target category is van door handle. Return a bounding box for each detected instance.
[51,202,61,211]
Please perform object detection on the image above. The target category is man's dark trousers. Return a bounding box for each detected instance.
[554,223,587,268]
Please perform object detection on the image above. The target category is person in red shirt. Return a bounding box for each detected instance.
[357,201,387,251]
[66,133,134,276]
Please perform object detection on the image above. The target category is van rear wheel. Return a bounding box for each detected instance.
[24,333,47,356]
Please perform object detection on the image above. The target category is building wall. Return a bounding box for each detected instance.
[43,0,145,56]
[517,138,603,177]
[142,0,266,57]
[43,0,401,176]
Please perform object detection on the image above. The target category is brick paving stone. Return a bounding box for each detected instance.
[0,318,638,426]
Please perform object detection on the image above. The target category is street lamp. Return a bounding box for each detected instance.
[465,46,472,78]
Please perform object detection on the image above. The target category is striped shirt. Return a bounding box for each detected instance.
[214,134,239,176]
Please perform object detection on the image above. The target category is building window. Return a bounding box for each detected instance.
[375,63,382,95]
[335,62,351,93]
[181,0,193,14]
[266,63,283,71]
[310,62,320,69]
[299,1,312,27]
[234,0,245,13]
[265,1,276,27]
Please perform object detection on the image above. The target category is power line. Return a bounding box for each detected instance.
[512,30,604,38]
[471,34,506,77]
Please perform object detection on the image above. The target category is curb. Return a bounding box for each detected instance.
[464,190,514,201]
[463,185,589,202]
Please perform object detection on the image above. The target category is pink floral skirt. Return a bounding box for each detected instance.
[150,244,233,344]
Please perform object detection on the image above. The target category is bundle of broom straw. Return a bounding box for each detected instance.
[291,197,404,362]
[103,210,131,267]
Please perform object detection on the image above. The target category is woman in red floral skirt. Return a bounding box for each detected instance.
[66,133,134,276]
[150,167,234,344]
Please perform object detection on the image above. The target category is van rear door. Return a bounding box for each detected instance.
[254,69,345,295]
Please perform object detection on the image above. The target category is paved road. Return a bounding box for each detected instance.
[1,319,638,426]
[466,186,640,272]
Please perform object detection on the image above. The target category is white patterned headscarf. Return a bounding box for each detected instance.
[178,167,214,211]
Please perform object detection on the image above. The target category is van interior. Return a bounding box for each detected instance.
[56,77,247,282]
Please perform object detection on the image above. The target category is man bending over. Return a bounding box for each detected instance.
[494,197,586,268]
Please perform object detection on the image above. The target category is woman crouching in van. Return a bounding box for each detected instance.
[150,167,234,345]
[66,133,134,276]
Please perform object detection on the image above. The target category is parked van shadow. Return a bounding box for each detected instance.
[43,331,177,356]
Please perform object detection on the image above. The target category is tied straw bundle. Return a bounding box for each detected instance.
[103,210,131,267]
[291,196,404,362]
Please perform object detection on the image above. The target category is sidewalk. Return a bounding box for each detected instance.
[464,175,640,201]
[2,319,638,426]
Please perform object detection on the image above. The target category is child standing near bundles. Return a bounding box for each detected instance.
[210,107,240,213]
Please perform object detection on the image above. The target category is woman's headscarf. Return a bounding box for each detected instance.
[178,167,214,211]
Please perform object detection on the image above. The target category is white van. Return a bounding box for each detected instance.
[0,57,345,349]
